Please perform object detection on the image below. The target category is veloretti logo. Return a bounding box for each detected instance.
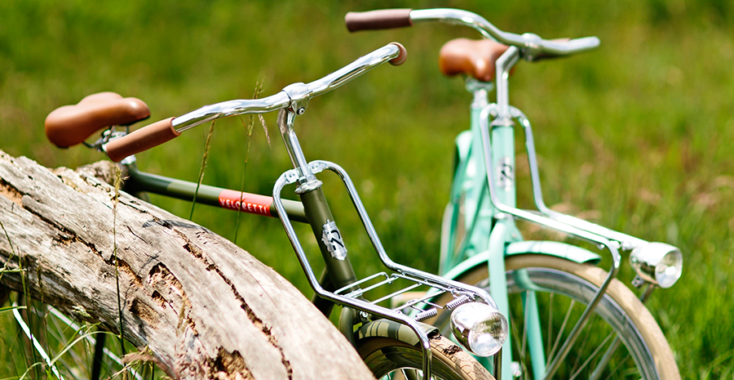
[218,190,271,216]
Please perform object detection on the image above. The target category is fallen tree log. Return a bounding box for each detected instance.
[0,150,374,380]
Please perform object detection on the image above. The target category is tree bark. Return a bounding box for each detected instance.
[0,150,374,380]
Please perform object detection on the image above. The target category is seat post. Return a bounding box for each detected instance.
[465,78,494,108]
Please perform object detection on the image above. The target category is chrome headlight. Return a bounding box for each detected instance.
[629,242,683,288]
[450,302,508,357]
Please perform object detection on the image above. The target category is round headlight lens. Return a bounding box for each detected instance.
[450,302,508,357]
[630,242,683,288]
[655,248,682,288]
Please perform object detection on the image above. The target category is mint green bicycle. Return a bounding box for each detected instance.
[346,8,683,380]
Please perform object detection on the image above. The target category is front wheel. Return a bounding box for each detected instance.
[432,255,680,379]
[357,334,495,380]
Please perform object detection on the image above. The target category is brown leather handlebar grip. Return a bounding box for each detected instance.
[345,9,412,32]
[105,118,178,162]
[45,94,150,148]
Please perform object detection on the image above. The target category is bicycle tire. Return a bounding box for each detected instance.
[357,335,495,380]
[432,254,680,380]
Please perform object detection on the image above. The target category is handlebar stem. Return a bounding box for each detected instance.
[276,109,321,191]
[495,46,520,121]
[282,83,312,115]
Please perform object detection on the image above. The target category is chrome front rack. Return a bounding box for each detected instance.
[479,98,682,377]
[272,159,501,379]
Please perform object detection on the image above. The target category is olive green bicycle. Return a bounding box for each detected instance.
[21,43,508,380]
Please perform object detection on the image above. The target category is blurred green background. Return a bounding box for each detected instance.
[1,0,733,377]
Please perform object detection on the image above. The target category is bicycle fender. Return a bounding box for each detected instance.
[357,319,439,346]
[441,240,601,282]
[506,241,601,263]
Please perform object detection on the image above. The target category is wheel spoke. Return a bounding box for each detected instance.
[520,292,528,365]
[508,306,530,378]
[589,335,622,380]
[602,351,632,380]
[546,299,575,368]
[570,314,598,373]
[547,292,553,358]
[569,332,614,380]
[12,305,66,380]
[509,307,524,361]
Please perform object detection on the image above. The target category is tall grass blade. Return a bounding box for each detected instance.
[0,306,25,313]
[258,113,270,147]
[112,166,126,360]
[2,220,40,379]
[0,220,19,283]
[47,307,137,377]
[12,306,64,380]
[189,120,217,221]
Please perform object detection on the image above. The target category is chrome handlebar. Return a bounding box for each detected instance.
[172,92,289,133]
[306,42,405,98]
[171,43,405,133]
[410,8,599,61]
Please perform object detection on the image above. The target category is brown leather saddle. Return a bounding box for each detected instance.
[438,38,512,82]
[45,92,150,148]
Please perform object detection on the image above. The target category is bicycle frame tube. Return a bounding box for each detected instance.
[299,185,360,291]
[442,80,496,272]
[121,164,308,223]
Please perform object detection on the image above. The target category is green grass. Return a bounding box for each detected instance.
[1,0,733,377]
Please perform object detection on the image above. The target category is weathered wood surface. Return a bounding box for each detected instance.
[0,150,374,380]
